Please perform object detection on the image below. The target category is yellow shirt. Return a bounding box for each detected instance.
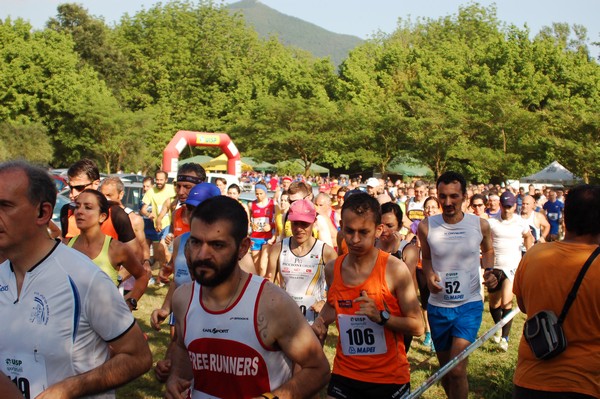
[142,184,176,229]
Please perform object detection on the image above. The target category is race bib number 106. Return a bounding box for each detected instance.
[338,315,387,356]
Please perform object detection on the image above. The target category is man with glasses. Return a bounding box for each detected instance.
[60,159,139,259]
[486,191,533,351]
[403,180,428,230]
[469,194,489,219]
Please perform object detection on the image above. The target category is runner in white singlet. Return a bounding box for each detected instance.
[487,191,533,351]
[266,199,337,324]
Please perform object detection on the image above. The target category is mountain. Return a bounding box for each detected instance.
[227,0,363,67]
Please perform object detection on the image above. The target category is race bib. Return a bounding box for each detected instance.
[439,270,469,302]
[293,295,318,324]
[0,352,47,399]
[338,315,387,356]
[253,216,269,231]
[547,212,558,221]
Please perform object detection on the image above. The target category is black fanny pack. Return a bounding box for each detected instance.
[524,310,566,360]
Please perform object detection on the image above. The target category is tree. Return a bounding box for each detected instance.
[47,3,129,96]
[0,121,53,164]
[234,95,337,176]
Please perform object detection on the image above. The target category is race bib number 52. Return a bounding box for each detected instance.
[439,270,469,302]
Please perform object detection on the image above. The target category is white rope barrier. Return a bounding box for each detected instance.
[402,307,521,399]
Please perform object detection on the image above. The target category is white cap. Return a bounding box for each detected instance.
[366,177,380,187]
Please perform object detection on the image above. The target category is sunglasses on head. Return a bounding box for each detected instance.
[288,193,311,205]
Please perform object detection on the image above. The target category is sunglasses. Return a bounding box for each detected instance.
[68,182,93,192]
[472,203,485,208]
[289,193,311,205]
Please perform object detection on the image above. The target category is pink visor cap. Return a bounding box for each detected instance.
[288,199,316,224]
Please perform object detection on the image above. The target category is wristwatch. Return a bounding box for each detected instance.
[378,310,390,326]
[126,297,138,311]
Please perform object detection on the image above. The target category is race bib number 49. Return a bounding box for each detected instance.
[338,315,387,356]
[0,352,47,399]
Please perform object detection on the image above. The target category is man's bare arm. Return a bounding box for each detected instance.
[265,242,282,283]
[37,322,151,398]
[417,218,441,293]
[166,284,194,399]
[260,284,330,398]
[479,218,497,288]
[537,212,550,242]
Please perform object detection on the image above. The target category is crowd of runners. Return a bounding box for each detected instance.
[1,158,598,399]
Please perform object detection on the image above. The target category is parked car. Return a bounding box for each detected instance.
[111,173,147,183]
[52,175,68,191]
[52,194,70,224]
[121,181,145,212]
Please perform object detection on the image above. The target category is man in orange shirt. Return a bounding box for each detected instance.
[513,184,600,399]
[313,192,423,398]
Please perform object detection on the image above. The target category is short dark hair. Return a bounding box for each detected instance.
[342,192,381,225]
[143,176,154,184]
[436,171,467,195]
[564,185,600,236]
[155,170,168,179]
[190,196,248,246]
[470,193,487,207]
[381,202,403,227]
[227,184,241,194]
[0,160,57,209]
[80,189,109,216]
[178,163,206,182]
[67,158,100,181]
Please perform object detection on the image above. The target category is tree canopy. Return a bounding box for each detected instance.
[1,1,599,182]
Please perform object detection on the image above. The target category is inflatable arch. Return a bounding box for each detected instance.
[162,131,241,177]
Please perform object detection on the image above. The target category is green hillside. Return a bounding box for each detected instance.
[227,0,363,67]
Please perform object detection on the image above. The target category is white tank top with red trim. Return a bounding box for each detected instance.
[183,275,293,399]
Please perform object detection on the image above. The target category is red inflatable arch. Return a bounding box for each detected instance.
[162,131,241,177]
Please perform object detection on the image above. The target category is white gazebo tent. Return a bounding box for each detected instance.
[520,161,583,186]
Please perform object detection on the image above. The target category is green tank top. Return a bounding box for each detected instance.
[68,235,118,285]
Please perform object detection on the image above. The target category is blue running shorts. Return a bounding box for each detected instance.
[250,237,268,251]
[428,300,483,352]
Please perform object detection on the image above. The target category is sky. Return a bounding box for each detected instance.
[2,0,599,57]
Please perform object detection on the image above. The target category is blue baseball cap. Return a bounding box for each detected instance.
[185,183,221,207]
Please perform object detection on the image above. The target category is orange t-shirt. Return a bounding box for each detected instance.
[67,208,118,239]
[172,207,190,237]
[513,242,600,397]
[328,250,410,384]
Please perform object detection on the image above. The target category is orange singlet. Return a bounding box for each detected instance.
[172,207,190,237]
[328,250,410,384]
[66,208,118,239]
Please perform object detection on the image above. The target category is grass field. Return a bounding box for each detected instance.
[118,282,525,399]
